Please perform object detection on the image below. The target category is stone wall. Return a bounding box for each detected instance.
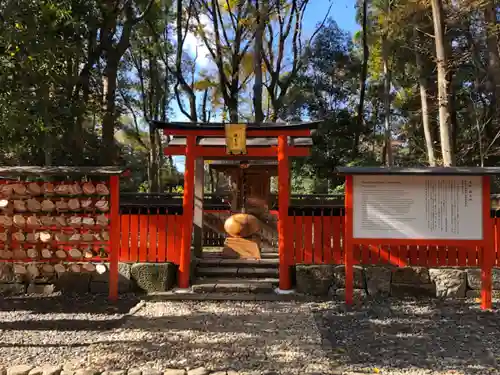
[0,262,177,296]
[295,264,500,299]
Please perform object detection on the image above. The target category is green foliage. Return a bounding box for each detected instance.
[2,0,500,195]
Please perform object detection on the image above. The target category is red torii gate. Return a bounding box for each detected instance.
[153,121,318,290]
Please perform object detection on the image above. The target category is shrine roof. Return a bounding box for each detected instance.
[337,166,500,175]
[152,120,321,131]
[167,137,313,147]
[209,160,278,166]
[0,166,125,176]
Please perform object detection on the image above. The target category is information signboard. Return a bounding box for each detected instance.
[338,167,499,311]
[352,175,483,240]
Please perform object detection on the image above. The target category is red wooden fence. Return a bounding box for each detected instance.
[291,215,500,267]
[118,212,500,267]
[119,214,183,263]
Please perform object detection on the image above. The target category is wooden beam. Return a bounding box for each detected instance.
[163,129,311,137]
[288,147,310,157]
[163,146,186,155]
[164,146,310,157]
[195,146,278,158]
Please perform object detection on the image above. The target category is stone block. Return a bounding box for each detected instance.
[90,262,131,293]
[32,266,57,284]
[295,265,335,296]
[465,290,500,298]
[56,272,91,294]
[187,368,209,375]
[333,265,365,289]
[74,370,99,375]
[0,283,26,295]
[365,266,392,296]
[28,368,43,375]
[392,267,430,284]
[332,288,367,300]
[163,371,186,375]
[429,268,466,298]
[131,263,176,292]
[91,263,131,284]
[41,366,62,375]
[0,264,24,283]
[466,268,500,290]
[27,284,56,295]
[391,283,435,297]
[142,371,161,375]
[102,371,126,375]
[7,366,33,375]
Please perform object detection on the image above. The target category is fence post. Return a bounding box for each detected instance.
[278,135,292,290]
[109,174,120,302]
[178,135,196,289]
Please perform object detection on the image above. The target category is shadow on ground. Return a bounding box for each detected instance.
[312,298,500,375]
[0,294,140,314]
[0,300,331,374]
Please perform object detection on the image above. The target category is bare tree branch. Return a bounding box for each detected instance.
[118,87,149,150]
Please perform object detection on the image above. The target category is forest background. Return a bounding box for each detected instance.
[1,0,499,193]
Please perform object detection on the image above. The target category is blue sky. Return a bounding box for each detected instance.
[171,1,358,172]
[170,0,358,122]
[304,0,358,35]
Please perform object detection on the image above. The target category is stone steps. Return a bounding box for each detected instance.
[145,290,320,301]
[196,266,279,278]
[194,250,280,295]
[192,277,279,293]
[258,252,279,259]
[201,251,279,259]
[196,258,279,267]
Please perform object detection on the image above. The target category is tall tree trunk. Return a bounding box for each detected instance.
[414,28,436,166]
[354,0,369,156]
[229,97,239,123]
[42,82,52,166]
[149,125,160,192]
[147,55,160,193]
[253,0,265,123]
[382,33,393,166]
[484,1,500,131]
[419,75,436,167]
[101,59,118,164]
[431,0,454,166]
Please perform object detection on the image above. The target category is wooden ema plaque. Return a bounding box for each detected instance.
[0,166,123,302]
[340,167,496,310]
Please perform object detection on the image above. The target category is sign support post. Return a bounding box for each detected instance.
[481,176,494,309]
[338,167,500,310]
[344,175,354,305]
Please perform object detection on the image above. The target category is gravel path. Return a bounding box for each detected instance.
[2,295,499,375]
[312,298,500,375]
[0,295,333,375]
